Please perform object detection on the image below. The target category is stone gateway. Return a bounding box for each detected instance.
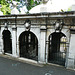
[0,12,75,70]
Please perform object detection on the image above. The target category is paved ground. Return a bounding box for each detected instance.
[0,55,75,75]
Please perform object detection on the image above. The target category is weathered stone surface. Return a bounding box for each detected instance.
[0,12,75,70]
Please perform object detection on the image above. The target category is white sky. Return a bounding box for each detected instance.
[51,0,75,10]
[29,0,75,13]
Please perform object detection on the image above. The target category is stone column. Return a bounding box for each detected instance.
[45,41,49,63]
[0,28,4,54]
[16,41,19,57]
[0,27,2,53]
[39,26,46,63]
[12,26,17,57]
[67,29,75,69]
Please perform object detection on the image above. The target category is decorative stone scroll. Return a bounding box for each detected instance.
[54,19,64,32]
[4,23,8,30]
[24,19,31,31]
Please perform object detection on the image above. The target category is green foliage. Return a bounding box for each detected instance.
[1,4,11,15]
[27,0,34,10]
[1,0,7,5]
[31,0,34,6]
[27,0,40,11]
[0,1,1,4]
[0,0,12,5]
[15,0,20,2]
[0,0,41,15]
[0,0,12,15]
[34,1,40,6]
[67,6,72,11]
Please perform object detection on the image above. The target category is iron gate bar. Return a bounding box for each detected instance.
[19,31,38,61]
[2,30,12,54]
[48,32,67,66]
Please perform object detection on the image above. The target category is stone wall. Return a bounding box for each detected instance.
[0,12,75,70]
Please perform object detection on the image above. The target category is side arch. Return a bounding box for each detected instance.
[48,32,68,66]
[19,31,38,61]
[2,30,12,54]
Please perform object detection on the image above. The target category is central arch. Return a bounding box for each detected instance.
[19,31,38,61]
[48,32,67,66]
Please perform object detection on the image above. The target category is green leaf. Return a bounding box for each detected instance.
[1,5,11,15]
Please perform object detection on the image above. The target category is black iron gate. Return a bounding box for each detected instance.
[3,30,12,54]
[48,32,67,66]
[19,31,38,61]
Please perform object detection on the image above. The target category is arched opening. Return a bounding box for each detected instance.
[19,31,38,61]
[48,32,67,66]
[2,30,12,54]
